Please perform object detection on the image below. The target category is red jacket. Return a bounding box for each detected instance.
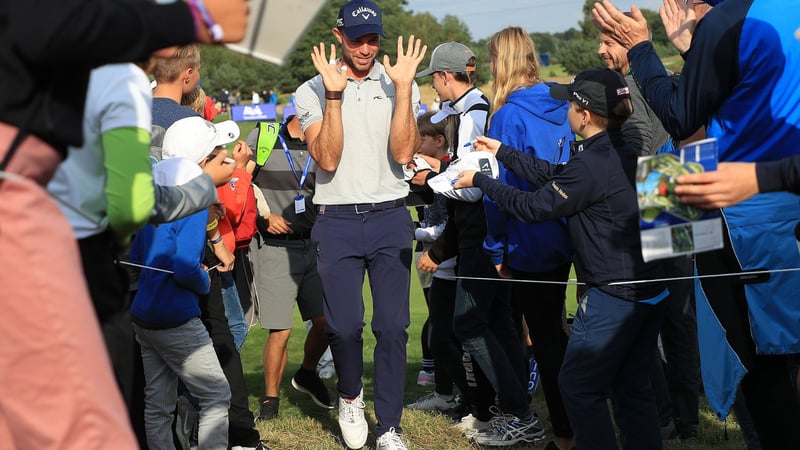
[217,167,257,251]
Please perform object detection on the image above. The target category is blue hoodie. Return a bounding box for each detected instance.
[130,209,210,328]
[484,82,574,272]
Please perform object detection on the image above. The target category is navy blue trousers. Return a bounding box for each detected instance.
[313,203,412,436]
[559,287,665,450]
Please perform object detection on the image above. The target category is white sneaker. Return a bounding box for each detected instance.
[451,413,488,437]
[338,390,368,449]
[376,427,407,450]
[406,392,456,411]
[416,369,435,386]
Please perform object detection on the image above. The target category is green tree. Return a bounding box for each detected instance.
[554,38,603,74]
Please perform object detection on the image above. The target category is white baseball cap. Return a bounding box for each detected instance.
[162,116,240,164]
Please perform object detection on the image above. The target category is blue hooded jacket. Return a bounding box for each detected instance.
[628,0,800,419]
[484,82,574,272]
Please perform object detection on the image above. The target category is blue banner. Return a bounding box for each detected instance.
[231,104,277,122]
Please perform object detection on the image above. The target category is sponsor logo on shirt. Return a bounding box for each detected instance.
[551,181,569,200]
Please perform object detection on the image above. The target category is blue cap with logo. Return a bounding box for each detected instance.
[337,0,384,39]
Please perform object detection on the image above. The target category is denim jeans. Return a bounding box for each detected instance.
[220,271,247,351]
[559,287,665,450]
[453,247,530,420]
[133,319,230,450]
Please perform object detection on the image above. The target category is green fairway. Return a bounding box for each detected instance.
[238,251,746,449]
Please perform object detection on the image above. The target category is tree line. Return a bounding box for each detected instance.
[199,0,677,102]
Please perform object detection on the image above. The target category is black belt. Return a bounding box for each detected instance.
[262,231,312,241]
[318,198,406,215]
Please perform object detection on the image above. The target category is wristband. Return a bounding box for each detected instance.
[210,235,224,245]
[186,0,223,43]
[325,90,343,100]
[206,218,218,231]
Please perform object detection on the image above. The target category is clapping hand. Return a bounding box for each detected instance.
[660,0,698,54]
[592,0,650,50]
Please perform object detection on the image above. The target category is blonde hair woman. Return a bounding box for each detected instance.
[484,26,576,450]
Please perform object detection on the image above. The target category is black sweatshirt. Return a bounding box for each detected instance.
[757,156,800,195]
[472,131,665,301]
[0,0,196,154]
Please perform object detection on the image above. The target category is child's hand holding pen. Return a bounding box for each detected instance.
[452,170,477,189]
[463,136,501,155]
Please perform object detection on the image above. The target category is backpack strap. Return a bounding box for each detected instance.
[255,122,280,166]
[448,95,491,159]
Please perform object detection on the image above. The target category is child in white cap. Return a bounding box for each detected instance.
[130,116,239,449]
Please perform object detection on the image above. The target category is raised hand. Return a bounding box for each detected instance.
[592,0,650,50]
[383,35,427,87]
[660,0,697,54]
[203,150,235,186]
[231,140,252,169]
[310,43,348,92]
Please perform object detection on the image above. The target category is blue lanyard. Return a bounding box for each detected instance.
[279,134,311,191]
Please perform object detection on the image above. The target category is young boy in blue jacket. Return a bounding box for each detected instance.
[130,116,240,449]
[455,68,668,450]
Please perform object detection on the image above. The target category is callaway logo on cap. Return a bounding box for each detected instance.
[336,0,384,39]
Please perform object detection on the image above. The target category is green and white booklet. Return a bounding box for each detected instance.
[636,137,724,262]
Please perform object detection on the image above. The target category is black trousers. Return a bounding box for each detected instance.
[651,255,700,432]
[510,262,574,439]
[78,231,147,447]
[199,265,261,447]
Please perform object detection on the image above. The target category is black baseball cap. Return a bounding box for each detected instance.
[550,68,631,117]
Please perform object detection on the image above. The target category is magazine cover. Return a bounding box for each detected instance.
[636,138,724,262]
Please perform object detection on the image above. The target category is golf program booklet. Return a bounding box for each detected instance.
[636,138,724,262]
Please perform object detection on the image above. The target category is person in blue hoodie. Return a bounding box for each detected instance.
[594,1,800,447]
[483,27,575,450]
[130,116,241,449]
[455,68,668,450]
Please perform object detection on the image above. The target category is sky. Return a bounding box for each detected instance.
[404,0,665,39]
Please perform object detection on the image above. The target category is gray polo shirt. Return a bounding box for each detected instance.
[624,72,671,156]
[295,61,420,205]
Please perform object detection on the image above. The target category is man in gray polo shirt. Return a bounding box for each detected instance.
[294,1,426,449]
